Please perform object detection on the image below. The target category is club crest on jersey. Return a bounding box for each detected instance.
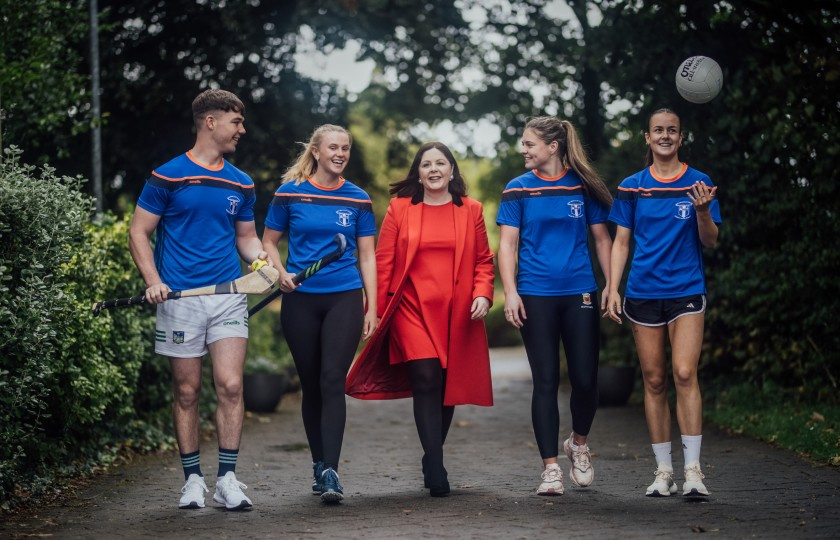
[172,331,185,344]
[675,201,692,220]
[227,196,241,215]
[335,209,353,227]
[567,200,584,218]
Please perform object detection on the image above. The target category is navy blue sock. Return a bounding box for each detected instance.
[218,448,239,477]
[180,450,202,480]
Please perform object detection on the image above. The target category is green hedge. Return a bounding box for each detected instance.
[0,149,171,509]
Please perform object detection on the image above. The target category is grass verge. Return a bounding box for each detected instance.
[706,382,840,467]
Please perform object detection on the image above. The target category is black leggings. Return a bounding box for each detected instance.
[407,359,455,472]
[280,289,363,471]
[519,293,600,459]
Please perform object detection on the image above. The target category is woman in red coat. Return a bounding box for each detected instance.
[346,142,495,497]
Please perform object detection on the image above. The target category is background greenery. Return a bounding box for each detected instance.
[1,0,837,509]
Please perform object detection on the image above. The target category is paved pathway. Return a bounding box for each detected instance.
[3,347,839,538]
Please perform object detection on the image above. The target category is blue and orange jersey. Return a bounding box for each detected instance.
[265,177,376,294]
[496,169,609,296]
[136,151,255,291]
[608,163,722,299]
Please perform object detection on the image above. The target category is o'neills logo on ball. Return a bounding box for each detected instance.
[680,56,699,81]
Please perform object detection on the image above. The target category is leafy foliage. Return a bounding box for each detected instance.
[0,149,171,509]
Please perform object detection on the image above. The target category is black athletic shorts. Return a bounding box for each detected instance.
[623,295,706,326]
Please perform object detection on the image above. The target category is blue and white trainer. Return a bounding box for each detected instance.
[312,461,325,495]
[320,467,344,503]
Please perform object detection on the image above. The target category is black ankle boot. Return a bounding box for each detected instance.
[422,454,430,488]
[429,466,449,497]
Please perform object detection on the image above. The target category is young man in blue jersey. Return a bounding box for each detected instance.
[129,89,269,510]
[605,109,721,498]
[497,116,614,496]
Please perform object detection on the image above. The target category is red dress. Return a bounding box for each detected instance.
[346,196,495,406]
[389,203,455,366]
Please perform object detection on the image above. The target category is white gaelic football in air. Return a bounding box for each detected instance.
[675,56,723,104]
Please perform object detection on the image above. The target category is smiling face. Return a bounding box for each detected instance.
[418,148,453,195]
[645,112,682,161]
[209,109,245,154]
[312,131,351,178]
[520,128,557,171]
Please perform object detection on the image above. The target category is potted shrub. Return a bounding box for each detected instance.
[598,329,637,407]
[243,356,290,413]
[243,304,297,413]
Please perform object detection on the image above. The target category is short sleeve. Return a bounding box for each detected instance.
[496,183,522,227]
[585,196,609,225]
[357,203,377,237]
[264,193,289,231]
[136,181,169,215]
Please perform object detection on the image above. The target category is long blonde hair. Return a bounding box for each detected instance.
[525,116,612,208]
[282,124,352,184]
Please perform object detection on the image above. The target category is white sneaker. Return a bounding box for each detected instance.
[646,465,678,497]
[213,471,253,510]
[683,462,710,497]
[179,474,208,509]
[563,434,594,487]
[536,463,564,496]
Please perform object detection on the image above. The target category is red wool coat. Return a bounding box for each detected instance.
[345,196,495,406]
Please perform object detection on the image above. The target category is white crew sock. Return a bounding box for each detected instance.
[681,434,702,467]
[652,442,673,470]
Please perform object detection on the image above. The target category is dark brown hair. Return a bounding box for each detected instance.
[192,89,245,130]
[389,142,467,205]
[643,108,681,167]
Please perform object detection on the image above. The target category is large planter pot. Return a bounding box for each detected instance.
[598,365,636,407]
[243,373,288,413]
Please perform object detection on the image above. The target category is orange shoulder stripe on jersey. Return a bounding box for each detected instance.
[502,184,583,194]
[618,185,694,193]
[274,192,369,204]
[151,171,252,189]
[639,186,694,192]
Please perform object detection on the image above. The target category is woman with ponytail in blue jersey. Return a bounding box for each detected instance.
[605,109,720,498]
[262,124,378,504]
[497,116,613,496]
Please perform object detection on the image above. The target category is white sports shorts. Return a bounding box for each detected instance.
[154,295,248,358]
